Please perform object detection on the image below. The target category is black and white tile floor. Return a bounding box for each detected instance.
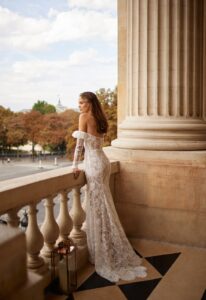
[45,239,206,300]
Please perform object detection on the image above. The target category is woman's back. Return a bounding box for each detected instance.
[84,113,104,138]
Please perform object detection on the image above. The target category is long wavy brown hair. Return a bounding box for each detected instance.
[80,91,108,134]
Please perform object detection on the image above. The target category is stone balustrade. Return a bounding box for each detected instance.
[0,161,119,289]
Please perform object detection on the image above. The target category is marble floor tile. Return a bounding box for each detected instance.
[73,286,127,300]
[46,238,206,300]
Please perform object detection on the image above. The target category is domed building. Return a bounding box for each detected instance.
[55,99,67,113]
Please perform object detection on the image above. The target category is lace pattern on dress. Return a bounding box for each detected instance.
[72,130,147,282]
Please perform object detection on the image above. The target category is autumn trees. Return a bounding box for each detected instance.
[0,107,10,149]
[6,113,27,151]
[38,110,78,154]
[0,105,79,158]
[21,109,79,157]
[22,110,44,157]
[0,87,117,159]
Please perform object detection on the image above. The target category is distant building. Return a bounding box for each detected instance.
[55,99,67,113]
[20,99,68,113]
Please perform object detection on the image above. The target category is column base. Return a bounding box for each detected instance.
[104,146,206,166]
[112,117,206,150]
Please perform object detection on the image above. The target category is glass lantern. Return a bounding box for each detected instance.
[51,238,77,295]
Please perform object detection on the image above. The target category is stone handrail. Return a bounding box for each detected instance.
[0,161,119,279]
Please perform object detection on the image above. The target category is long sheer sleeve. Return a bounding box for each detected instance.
[72,130,87,169]
[72,138,84,169]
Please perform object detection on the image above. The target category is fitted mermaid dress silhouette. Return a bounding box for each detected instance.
[72,130,147,282]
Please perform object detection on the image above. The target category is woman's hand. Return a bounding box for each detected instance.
[72,168,81,179]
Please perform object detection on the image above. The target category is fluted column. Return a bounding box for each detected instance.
[204,0,206,120]
[113,0,206,150]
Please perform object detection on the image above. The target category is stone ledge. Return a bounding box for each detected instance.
[104,146,206,166]
[0,161,120,214]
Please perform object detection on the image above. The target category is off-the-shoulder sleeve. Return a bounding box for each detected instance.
[72,130,87,139]
[72,131,86,169]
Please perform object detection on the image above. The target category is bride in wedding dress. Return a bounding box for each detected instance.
[72,91,147,282]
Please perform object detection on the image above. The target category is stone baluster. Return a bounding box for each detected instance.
[26,203,47,274]
[56,190,73,242]
[70,187,86,246]
[81,185,87,232]
[7,208,20,227]
[41,195,59,261]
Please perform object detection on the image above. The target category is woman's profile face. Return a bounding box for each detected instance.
[78,97,91,113]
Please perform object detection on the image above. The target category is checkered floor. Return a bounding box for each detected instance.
[45,239,206,300]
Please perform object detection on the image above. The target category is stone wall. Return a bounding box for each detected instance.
[105,148,206,248]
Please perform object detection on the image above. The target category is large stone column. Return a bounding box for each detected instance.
[105,0,206,248]
[112,0,206,150]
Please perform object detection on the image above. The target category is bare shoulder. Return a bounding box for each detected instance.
[79,113,89,131]
[79,113,89,124]
[79,112,89,121]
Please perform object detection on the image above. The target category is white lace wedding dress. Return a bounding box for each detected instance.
[72,130,147,282]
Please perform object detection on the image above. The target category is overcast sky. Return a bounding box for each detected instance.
[0,0,117,112]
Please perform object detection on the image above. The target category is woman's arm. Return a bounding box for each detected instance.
[72,114,87,177]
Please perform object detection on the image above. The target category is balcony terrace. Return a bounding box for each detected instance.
[0,159,206,300]
[0,161,118,299]
[1,0,206,298]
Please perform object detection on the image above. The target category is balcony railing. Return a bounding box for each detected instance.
[0,160,119,297]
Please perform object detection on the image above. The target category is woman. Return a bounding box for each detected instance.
[72,91,147,282]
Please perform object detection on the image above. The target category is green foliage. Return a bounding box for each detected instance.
[32,100,56,115]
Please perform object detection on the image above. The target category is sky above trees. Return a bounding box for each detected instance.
[0,0,117,112]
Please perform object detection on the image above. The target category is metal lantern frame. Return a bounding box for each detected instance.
[51,238,77,294]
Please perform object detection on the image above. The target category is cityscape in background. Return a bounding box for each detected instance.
[0,87,117,182]
[0,0,117,178]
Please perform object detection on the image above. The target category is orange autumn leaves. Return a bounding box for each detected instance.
[0,87,117,157]
[0,106,79,156]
